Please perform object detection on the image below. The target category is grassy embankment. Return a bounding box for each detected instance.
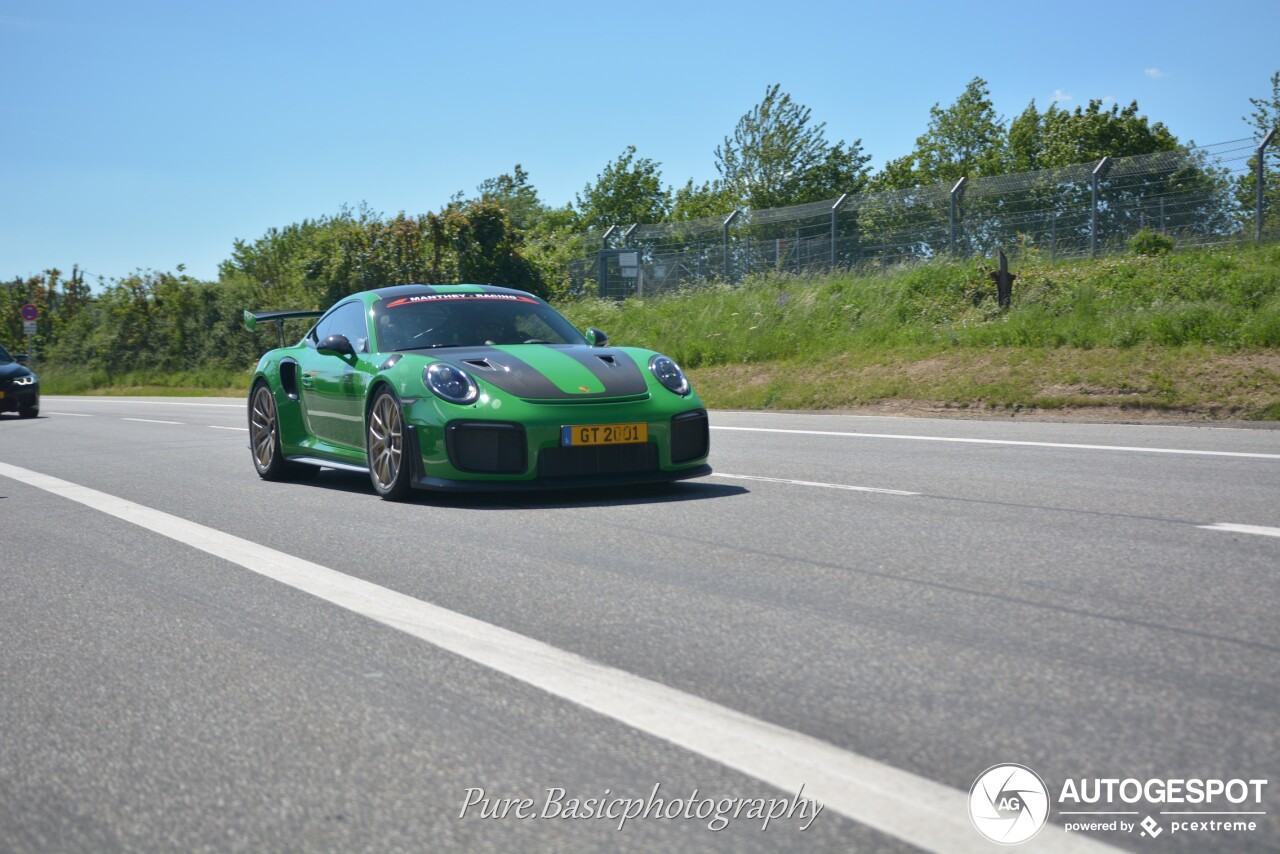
[38,367,249,397]
[559,242,1280,420]
[41,242,1280,420]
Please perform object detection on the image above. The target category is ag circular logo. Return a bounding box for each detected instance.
[969,764,1050,845]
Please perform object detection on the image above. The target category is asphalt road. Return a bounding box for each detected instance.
[1,397,1276,853]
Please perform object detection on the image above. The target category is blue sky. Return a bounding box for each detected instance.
[3,0,1278,285]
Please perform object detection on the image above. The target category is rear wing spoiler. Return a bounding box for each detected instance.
[243,309,324,347]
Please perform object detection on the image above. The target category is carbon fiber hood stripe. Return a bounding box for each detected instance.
[437,345,649,400]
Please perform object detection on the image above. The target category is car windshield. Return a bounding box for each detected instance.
[373,293,588,352]
[0,345,13,364]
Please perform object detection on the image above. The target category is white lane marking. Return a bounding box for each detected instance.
[714,473,919,496]
[45,397,241,408]
[711,426,1280,460]
[1198,523,1280,539]
[0,461,1116,854]
[45,408,244,431]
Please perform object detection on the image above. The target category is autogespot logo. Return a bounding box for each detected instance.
[969,764,1051,845]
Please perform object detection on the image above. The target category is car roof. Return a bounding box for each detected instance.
[367,284,537,303]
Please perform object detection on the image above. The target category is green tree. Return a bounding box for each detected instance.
[858,78,1007,261]
[1,274,44,351]
[476,164,544,231]
[670,178,734,222]
[1006,100,1046,173]
[913,76,1007,184]
[295,211,436,307]
[43,269,272,377]
[450,201,545,296]
[863,84,1220,258]
[575,146,672,229]
[1,267,94,358]
[867,154,918,192]
[220,207,377,308]
[518,204,582,300]
[873,77,1007,190]
[1036,100,1230,248]
[1236,70,1280,236]
[715,84,870,210]
[1037,99,1179,166]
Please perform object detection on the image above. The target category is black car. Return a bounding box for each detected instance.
[0,344,39,418]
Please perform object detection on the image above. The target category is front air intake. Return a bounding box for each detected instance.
[446,422,527,474]
[670,410,709,463]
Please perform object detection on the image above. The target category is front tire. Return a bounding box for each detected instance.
[18,405,38,419]
[367,387,411,501]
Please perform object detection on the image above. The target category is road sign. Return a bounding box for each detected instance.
[20,304,38,321]
[23,319,37,336]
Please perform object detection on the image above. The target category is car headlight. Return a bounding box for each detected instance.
[424,362,478,405]
[648,355,689,396]
[13,375,35,386]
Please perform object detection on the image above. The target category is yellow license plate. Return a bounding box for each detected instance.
[561,423,647,446]
[0,391,5,399]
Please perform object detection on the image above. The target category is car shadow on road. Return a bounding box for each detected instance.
[299,469,748,508]
[447,480,749,510]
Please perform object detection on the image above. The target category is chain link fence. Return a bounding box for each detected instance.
[567,137,1276,299]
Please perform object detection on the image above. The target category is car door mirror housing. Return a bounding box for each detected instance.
[586,328,609,347]
[317,334,355,357]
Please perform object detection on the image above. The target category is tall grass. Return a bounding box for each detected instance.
[558,242,1280,366]
[557,242,1280,417]
[38,365,251,396]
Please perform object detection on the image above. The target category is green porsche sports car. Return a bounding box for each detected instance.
[244,284,711,498]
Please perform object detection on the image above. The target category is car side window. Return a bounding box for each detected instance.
[513,312,559,343]
[310,302,369,353]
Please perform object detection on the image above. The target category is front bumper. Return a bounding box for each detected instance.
[0,382,38,413]
[402,398,711,491]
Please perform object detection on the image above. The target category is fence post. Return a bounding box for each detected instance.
[722,210,740,282]
[831,193,849,271]
[949,177,967,256]
[1257,128,1277,243]
[597,226,618,298]
[622,223,638,247]
[1090,157,1111,258]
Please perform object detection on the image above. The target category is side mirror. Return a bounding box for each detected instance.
[15,353,28,363]
[317,334,355,357]
[585,328,609,348]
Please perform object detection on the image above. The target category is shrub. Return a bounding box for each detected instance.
[1128,228,1175,256]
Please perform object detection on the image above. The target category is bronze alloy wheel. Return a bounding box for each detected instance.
[250,384,279,474]
[367,389,409,499]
